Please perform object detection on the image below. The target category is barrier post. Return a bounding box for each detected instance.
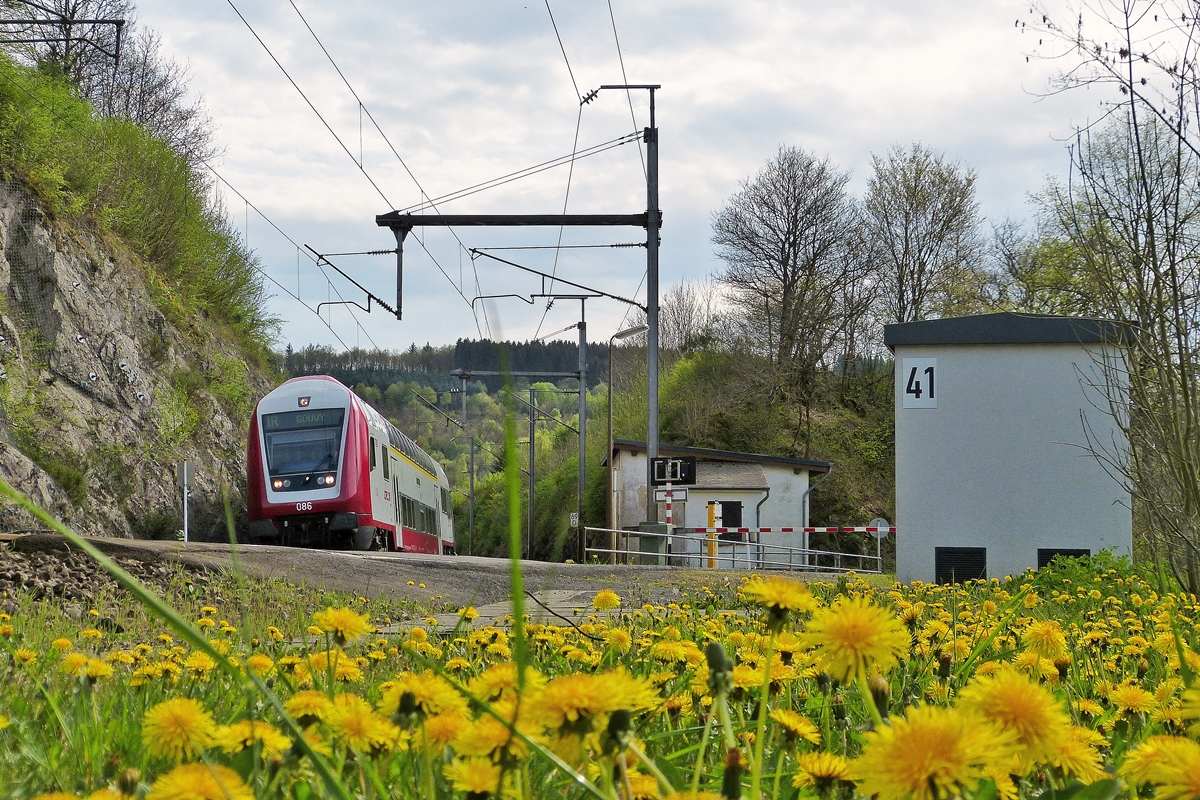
[706,501,717,569]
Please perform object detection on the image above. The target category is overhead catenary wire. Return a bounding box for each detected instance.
[0,60,369,353]
[284,0,493,339]
[606,0,646,179]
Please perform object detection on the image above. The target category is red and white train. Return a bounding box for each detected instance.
[246,375,455,554]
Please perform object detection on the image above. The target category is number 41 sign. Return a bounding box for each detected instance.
[902,358,937,408]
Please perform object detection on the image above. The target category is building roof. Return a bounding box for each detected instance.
[884,312,1131,349]
[610,439,832,473]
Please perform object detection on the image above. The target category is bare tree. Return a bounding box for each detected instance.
[711,145,868,454]
[863,143,986,323]
[628,278,721,356]
[1031,0,1200,591]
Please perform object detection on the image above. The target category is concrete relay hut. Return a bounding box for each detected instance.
[884,312,1132,584]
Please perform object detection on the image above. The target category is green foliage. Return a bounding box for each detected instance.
[128,509,180,541]
[209,354,253,420]
[153,379,199,447]
[0,374,87,506]
[0,54,276,359]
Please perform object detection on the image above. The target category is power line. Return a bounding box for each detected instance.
[544,0,580,100]
[0,60,370,353]
[284,0,492,339]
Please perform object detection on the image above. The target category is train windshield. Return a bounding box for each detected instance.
[262,408,346,476]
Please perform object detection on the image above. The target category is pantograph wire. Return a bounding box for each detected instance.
[286,0,492,338]
[606,0,646,179]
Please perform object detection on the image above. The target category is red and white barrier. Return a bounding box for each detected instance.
[674,526,896,534]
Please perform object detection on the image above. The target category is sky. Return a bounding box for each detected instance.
[137,0,1104,352]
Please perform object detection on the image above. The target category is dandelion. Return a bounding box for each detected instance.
[418,711,468,750]
[1050,726,1107,783]
[245,653,274,677]
[379,670,468,719]
[852,704,1016,800]
[327,693,401,753]
[50,638,72,653]
[12,647,35,664]
[145,763,254,800]
[312,606,372,646]
[1022,620,1069,661]
[59,653,88,676]
[444,757,503,796]
[284,689,334,725]
[142,697,216,761]
[958,668,1070,769]
[83,658,113,682]
[593,589,622,611]
[740,575,819,630]
[798,597,909,683]
[307,649,363,683]
[527,669,659,737]
[266,626,284,641]
[459,606,480,620]
[792,752,852,791]
[80,628,103,641]
[1110,682,1157,715]
[1121,735,1200,800]
[769,708,821,745]
[213,720,292,760]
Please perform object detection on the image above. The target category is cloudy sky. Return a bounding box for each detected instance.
[139,0,1101,352]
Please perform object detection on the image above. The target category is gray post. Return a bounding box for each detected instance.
[468,438,475,557]
[577,308,587,561]
[645,88,660,522]
[528,385,536,559]
[392,228,408,320]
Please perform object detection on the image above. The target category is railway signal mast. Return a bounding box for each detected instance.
[375,84,663,556]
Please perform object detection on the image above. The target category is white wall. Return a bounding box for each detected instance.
[894,342,1131,583]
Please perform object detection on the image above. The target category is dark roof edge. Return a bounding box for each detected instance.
[884,312,1134,349]
[610,439,832,472]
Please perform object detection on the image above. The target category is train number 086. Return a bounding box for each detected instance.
[295,502,312,511]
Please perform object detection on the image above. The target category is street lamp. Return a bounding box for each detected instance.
[607,323,649,563]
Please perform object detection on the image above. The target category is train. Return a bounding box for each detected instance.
[246,375,455,554]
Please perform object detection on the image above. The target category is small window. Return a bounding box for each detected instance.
[1037,548,1090,569]
[935,547,987,584]
[370,437,376,470]
[382,453,390,480]
[718,501,744,542]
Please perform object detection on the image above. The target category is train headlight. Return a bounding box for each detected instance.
[283,479,291,488]
[324,474,336,485]
[271,479,283,490]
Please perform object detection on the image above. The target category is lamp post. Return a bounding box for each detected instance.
[607,324,649,563]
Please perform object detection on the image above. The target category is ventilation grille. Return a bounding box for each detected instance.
[935,547,987,584]
[1037,548,1091,569]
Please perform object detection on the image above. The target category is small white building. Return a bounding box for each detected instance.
[607,439,833,565]
[886,312,1132,584]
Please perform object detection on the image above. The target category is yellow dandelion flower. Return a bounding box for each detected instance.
[527,669,658,736]
[1049,726,1106,783]
[1021,620,1069,661]
[312,606,372,646]
[957,668,1070,769]
[627,771,661,799]
[183,651,217,676]
[1121,735,1200,800]
[31,794,82,800]
[80,628,103,641]
[1181,685,1200,735]
[12,648,35,664]
[142,697,216,761]
[606,628,632,653]
[146,763,253,800]
[50,638,72,653]
[0,714,8,731]
[792,751,852,790]
[1110,682,1157,715]
[83,658,113,681]
[327,692,401,753]
[769,708,820,745]
[444,757,503,794]
[266,626,284,641]
[593,589,622,611]
[459,606,480,620]
[196,618,216,629]
[307,649,363,683]
[284,689,334,725]
[379,670,468,718]
[418,711,468,750]
[59,653,89,676]
[740,576,819,629]
[213,719,292,760]
[852,705,1016,800]
[798,597,909,683]
[245,653,274,677]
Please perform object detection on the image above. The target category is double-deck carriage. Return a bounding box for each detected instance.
[246,376,454,553]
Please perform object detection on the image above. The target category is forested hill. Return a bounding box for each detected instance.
[284,339,612,392]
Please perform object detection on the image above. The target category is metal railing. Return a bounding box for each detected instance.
[583,526,883,573]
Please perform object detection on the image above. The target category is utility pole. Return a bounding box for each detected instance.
[644,87,660,523]
[457,372,474,555]
[576,307,587,560]
[529,385,536,560]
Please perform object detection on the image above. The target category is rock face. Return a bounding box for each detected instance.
[0,176,274,539]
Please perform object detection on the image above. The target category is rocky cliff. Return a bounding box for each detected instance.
[0,175,275,539]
